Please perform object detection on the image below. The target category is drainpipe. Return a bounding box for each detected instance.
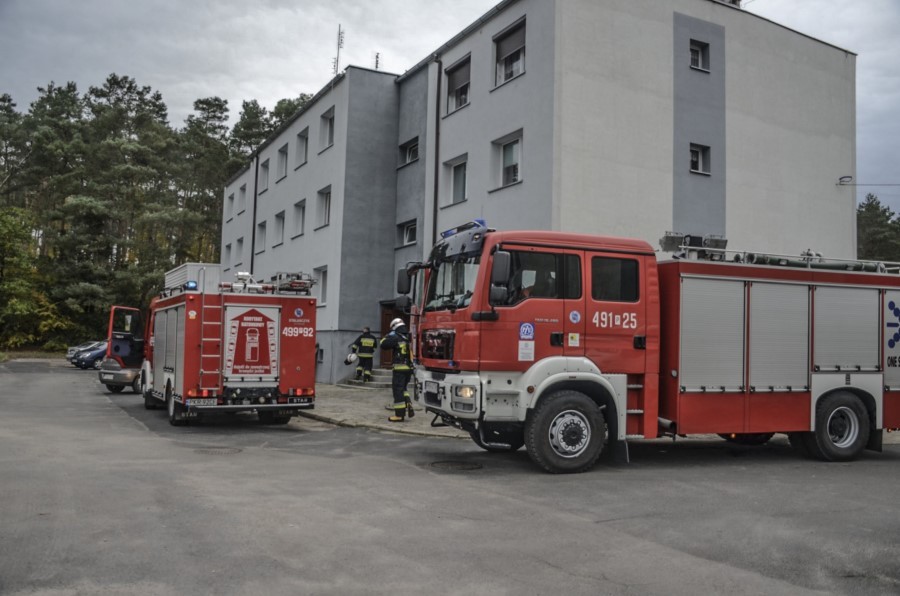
[431,55,443,248]
[249,153,260,277]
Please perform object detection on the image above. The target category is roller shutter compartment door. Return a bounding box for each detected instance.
[749,283,810,390]
[813,287,879,371]
[680,277,745,391]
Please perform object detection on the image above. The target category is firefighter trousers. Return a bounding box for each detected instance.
[391,369,413,418]
[355,356,373,381]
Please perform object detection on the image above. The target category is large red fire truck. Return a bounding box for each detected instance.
[397,221,900,473]
[106,263,317,426]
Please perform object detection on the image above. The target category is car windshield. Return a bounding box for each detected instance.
[424,256,481,311]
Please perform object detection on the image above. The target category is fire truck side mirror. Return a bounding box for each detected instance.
[395,295,411,311]
[491,251,511,286]
[397,268,411,295]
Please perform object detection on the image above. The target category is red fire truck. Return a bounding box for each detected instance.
[106,263,318,426]
[398,221,900,473]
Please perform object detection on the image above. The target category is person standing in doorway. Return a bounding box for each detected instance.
[380,317,414,422]
[350,326,377,382]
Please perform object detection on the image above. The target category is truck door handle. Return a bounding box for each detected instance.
[550,332,564,347]
[633,335,646,350]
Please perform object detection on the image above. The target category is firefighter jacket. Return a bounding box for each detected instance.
[380,326,412,371]
[351,332,377,359]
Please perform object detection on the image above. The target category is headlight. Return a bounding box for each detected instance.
[454,385,477,399]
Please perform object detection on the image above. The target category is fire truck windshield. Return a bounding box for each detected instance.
[424,256,481,311]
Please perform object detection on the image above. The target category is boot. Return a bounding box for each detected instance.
[389,415,405,422]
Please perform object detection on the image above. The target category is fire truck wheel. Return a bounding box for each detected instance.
[805,392,870,462]
[469,426,525,452]
[717,432,775,446]
[106,384,125,394]
[525,390,606,474]
[167,390,187,426]
[144,392,158,410]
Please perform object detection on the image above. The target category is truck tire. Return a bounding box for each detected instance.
[803,392,869,462]
[524,390,606,474]
[106,384,125,394]
[167,389,187,426]
[144,392,158,410]
[469,426,525,452]
[717,432,775,446]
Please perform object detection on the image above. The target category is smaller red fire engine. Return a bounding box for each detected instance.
[106,263,317,426]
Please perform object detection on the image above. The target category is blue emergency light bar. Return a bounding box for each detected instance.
[440,219,487,239]
[184,281,198,291]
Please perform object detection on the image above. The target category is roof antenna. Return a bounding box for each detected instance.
[332,25,345,76]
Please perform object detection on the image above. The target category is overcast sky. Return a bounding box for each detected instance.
[1,0,898,209]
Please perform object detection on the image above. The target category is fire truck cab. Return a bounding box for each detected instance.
[400,221,900,473]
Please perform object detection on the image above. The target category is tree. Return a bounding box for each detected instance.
[271,94,312,129]
[230,100,271,155]
[857,194,900,262]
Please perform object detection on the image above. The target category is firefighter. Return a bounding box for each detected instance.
[350,326,377,382]
[380,317,415,422]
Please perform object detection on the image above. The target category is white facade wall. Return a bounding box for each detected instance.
[553,0,856,257]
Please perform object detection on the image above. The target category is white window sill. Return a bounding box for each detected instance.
[690,169,711,176]
[488,179,523,194]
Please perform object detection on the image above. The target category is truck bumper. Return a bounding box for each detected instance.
[98,367,140,387]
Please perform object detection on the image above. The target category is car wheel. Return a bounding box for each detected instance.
[106,384,125,394]
[131,376,141,394]
[92,358,102,370]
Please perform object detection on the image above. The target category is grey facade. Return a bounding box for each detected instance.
[221,0,857,383]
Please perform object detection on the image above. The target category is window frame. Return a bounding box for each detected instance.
[590,256,640,303]
[259,159,270,193]
[273,210,285,247]
[255,221,267,254]
[292,199,306,239]
[319,107,335,151]
[446,56,471,113]
[316,186,332,229]
[277,144,288,181]
[399,220,417,247]
[295,128,309,168]
[690,39,710,72]
[690,143,711,175]
[494,20,526,87]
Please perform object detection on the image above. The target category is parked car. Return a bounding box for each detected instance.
[98,357,141,394]
[67,341,101,363]
[73,342,108,370]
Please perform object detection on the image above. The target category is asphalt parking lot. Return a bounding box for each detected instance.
[2,359,899,595]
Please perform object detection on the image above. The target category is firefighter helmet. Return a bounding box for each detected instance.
[343,353,358,365]
[390,317,405,331]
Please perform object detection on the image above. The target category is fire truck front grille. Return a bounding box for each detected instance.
[421,330,455,360]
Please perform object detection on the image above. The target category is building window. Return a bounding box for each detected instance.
[315,266,328,305]
[446,57,470,112]
[501,139,520,186]
[274,211,285,246]
[320,107,335,150]
[495,21,525,86]
[226,193,234,220]
[317,186,331,228]
[690,143,711,174]
[400,137,419,165]
[238,184,247,213]
[296,128,309,167]
[591,257,639,302]
[260,159,269,192]
[293,200,306,237]
[452,161,467,204]
[236,237,244,265]
[399,220,417,246]
[690,40,710,71]
[224,243,232,265]
[256,221,267,253]
[277,144,288,180]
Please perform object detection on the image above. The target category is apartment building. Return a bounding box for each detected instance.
[221,0,856,383]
